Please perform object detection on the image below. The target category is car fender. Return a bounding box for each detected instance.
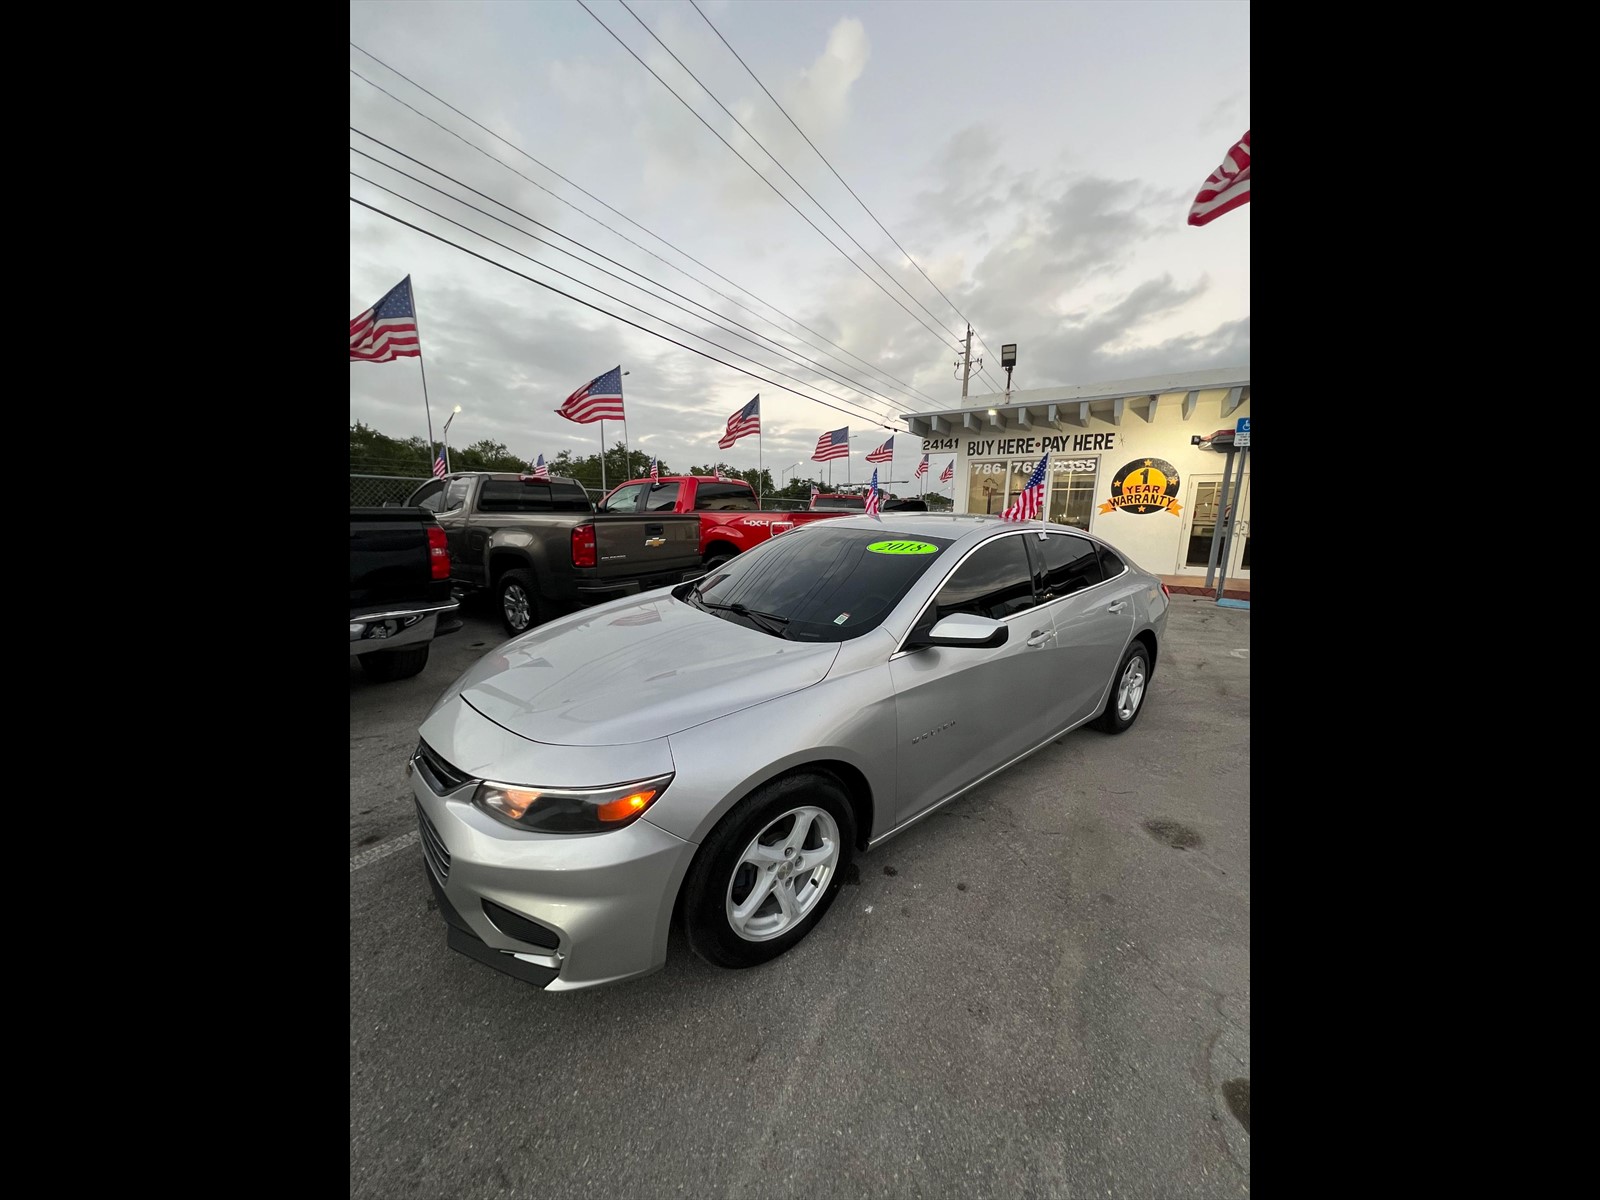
[652,654,896,847]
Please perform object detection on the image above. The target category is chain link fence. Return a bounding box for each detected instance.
[351,474,432,507]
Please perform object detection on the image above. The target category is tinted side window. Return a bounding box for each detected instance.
[1097,546,1125,578]
[644,482,682,512]
[549,481,593,512]
[1035,533,1104,598]
[409,481,444,511]
[934,536,1037,620]
[604,484,647,513]
[693,483,757,511]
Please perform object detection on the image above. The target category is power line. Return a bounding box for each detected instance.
[617,0,963,346]
[348,47,942,409]
[688,0,1010,397]
[350,137,910,418]
[350,196,903,431]
[351,167,899,429]
[574,1,963,357]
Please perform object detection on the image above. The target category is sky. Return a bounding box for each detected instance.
[349,0,1249,485]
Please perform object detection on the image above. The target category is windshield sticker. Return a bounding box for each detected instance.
[866,540,938,555]
[833,613,850,625]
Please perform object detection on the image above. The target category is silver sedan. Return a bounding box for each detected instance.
[409,514,1169,991]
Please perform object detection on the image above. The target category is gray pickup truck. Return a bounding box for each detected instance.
[350,507,462,681]
[403,472,703,635]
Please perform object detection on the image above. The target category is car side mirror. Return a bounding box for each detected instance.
[908,613,1009,649]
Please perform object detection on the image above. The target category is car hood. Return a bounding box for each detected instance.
[453,595,840,747]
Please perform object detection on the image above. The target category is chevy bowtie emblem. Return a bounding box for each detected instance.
[645,535,666,548]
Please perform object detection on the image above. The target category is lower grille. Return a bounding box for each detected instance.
[416,803,451,883]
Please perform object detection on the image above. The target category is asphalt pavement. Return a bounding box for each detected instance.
[350,595,1250,1198]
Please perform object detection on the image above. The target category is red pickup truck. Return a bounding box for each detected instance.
[597,476,845,567]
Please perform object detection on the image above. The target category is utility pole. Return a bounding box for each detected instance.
[954,324,981,399]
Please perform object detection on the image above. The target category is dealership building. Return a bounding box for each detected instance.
[902,366,1251,585]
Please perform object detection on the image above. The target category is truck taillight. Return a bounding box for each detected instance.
[572,523,597,568]
[427,525,450,580]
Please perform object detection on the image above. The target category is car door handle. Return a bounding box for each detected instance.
[1106,602,1127,614]
[1026,629,1053,647]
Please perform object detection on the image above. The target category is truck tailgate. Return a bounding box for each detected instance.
[589,514,703,588]
[350,507,450,610]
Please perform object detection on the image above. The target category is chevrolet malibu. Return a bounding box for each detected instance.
[409,514,1168,991]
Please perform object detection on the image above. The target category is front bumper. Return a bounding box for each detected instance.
[409,748,697,991]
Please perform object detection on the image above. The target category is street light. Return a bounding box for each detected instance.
[442,405,462,473]
[1001,344,1017,394]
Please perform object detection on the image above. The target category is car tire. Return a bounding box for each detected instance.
[682,772,857,970]
[498,568,548,636]
[702,551,734,570]
[1093,640,1152,734]
[358,644,430,682]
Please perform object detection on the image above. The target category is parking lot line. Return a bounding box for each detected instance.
[351,830,418,874]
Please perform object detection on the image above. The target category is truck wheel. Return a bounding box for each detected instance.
[358,645,430,682]
[498,569,548,636]
[681,771,857,970]
[703,546,738,570]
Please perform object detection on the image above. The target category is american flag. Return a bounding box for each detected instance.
[1000,458,1048,522]
[531,453,549,479]
[865,435,894,464]
[718,396,761,449]
[715,466,728,481]
[863,468,882,519]
[432,447,447,479]
[555,366,625,424]
[1188,130,1250,227]
[810,485,819,501]
[914,454,929,480]
[650,457,659,481]
[350,276,420,363]
[939,460,954,483]
[812,427,849,461]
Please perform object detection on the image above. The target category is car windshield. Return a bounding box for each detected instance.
[689,525,953,641]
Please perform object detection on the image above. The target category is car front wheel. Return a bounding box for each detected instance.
[682,772,856,969]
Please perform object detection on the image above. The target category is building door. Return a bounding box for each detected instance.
[1176,473,1250,578]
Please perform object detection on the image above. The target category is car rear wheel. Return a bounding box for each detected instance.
[497,568,548,636]
[683,772,856,969]
[1093,641,1152,734]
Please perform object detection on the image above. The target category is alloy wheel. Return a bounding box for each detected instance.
[724,806,840,942]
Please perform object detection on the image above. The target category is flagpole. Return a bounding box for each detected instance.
[620,369,629,479]
[599,419,607,494]
[406,276,437,466]
[1040,452,1051,538]
[758,430,764,505]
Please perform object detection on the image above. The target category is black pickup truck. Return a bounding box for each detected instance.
[403,472,703,635]
[350,507,462,681]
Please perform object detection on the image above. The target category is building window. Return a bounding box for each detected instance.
[964,457,1100,529]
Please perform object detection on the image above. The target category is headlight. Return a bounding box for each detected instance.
[472,774,674,834]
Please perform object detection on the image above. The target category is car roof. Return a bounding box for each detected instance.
[807,513,1118,550]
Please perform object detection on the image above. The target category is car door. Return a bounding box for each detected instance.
[1024,532,1135,727]
[888,532,1061,828]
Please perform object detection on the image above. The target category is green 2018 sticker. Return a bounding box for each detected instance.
[866,540,939,555]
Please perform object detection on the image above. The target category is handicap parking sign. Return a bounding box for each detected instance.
[1234,416,1250,447]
